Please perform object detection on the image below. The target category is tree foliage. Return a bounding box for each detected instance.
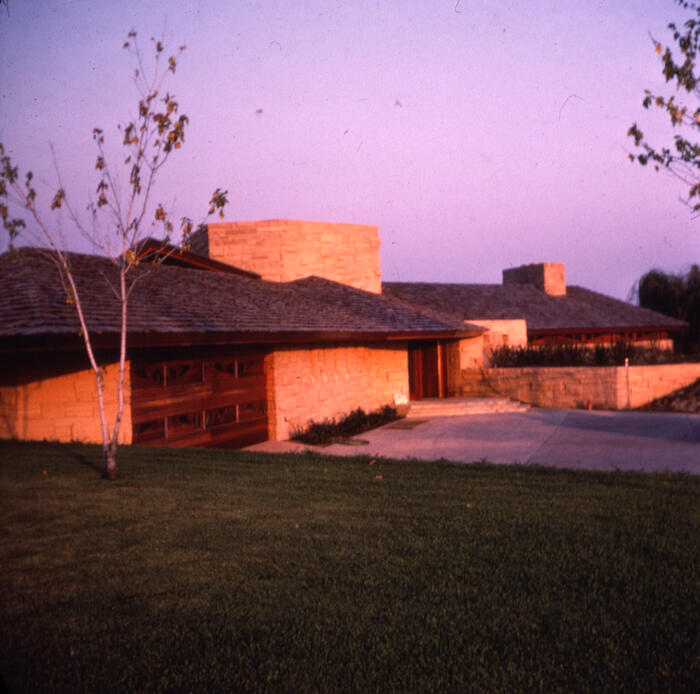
[627,0,700,210]
[0,34,228,478]
[638,265,700,352]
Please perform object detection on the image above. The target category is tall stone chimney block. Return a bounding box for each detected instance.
[502,262,566,296]
[190,220,382,293]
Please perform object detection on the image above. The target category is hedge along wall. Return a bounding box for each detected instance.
[0,355,132,444]
[460,363,700,410]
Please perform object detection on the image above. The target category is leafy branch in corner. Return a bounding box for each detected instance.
[628,0,700,212]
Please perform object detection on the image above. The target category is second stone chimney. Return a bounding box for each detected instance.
[502,262,566,296]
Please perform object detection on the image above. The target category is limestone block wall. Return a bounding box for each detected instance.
[0,356,132,444]
[191,219,382,293]
[627,338,674,351]
[459,363,700,410]
[266,342,408,440]
[623,363,700,408]
[457,320,527,370]
[445,341,462,397]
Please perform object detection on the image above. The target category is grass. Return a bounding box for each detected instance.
[1,440,698,693]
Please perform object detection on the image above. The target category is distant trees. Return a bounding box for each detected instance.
[638,265,700,352]
[626,1,699,353]
[0,34,227,478]
[627,0,700,211]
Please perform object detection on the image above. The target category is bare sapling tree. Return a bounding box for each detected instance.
[0,33,228,479]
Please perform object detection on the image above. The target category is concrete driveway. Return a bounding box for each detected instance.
[248,408,700,475]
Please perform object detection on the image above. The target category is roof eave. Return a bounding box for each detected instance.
[0,327,478,352]
[527,324,686,336]
[134,238,261,278]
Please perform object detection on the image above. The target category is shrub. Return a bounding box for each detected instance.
[488,343,690,368]
[292,405,399,445]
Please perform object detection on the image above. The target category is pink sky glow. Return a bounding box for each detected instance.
[1,0,698,299]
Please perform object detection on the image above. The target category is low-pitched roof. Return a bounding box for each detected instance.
[382,281,687,335]
[0,249,480,350]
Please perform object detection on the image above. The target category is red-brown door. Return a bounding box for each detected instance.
[408,341,447,400]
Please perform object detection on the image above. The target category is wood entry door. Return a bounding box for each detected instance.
[408,341,447,400]
[130,349,268,449]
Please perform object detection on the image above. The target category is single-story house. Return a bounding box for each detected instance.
[382,274,687,370]
[0,219,687,448]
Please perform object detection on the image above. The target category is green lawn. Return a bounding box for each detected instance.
[1,440,698,693]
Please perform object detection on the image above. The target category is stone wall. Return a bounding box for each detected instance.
[460,363,700,410]
[623,363,700,408]
[191,219,382,293]
[266,342,408,440]
[0,355,132,444]
[445,341,462,397]
[456,321,527,370]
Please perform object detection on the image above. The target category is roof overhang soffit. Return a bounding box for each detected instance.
[0,328,478,352]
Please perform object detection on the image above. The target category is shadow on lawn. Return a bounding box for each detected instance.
[53,442,103,475]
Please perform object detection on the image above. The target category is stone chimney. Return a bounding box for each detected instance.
[502,262,566,296]
[190,220,382,293]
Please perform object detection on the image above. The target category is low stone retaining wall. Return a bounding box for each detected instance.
[460,363,700,410]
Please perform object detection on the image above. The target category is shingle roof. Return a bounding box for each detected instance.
[382,282,688,333]
[0,249,475,347]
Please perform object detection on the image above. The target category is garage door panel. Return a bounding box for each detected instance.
[131,383,267,421]
[131,351,268,448]
[140,419,268,449]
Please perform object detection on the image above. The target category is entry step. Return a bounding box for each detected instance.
[406,398,530,418]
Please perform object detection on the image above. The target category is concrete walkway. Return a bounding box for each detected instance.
[247,408,700,475]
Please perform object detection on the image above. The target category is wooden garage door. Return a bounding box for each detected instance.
[131,350,268,448]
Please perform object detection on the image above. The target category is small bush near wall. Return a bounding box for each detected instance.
[292,405,399,445]
[489,343,696,368]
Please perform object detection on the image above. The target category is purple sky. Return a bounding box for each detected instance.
[1,0,698,299]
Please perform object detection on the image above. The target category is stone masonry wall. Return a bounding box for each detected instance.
[266,342,408,440]
[621,364,700,408]
[445,341,462,398]
[191,220,382,293]
[457,321,527,371]
[0,357,132,444]
[459,363,700,410]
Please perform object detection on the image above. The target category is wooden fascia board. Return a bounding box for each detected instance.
[0,327,476,352]
[134,239,261,278]
[527,325,685,337]
[124,329,474,347]
[386,329,483,341]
